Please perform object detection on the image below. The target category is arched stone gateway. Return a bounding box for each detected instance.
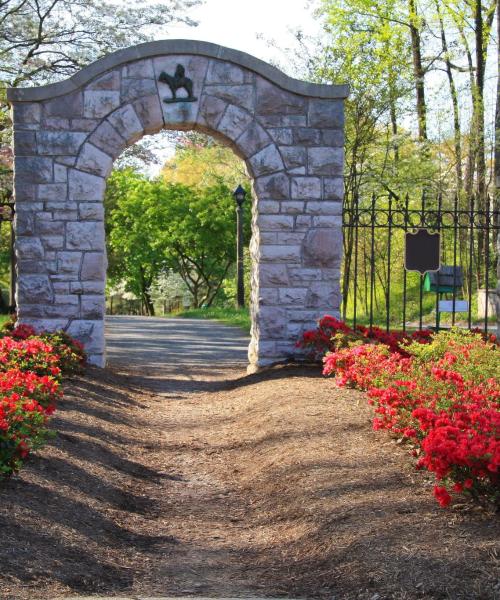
[7,40,348,370]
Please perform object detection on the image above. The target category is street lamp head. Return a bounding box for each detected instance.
[233,184,246,206]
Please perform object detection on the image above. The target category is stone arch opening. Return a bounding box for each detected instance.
[8,40,348,370]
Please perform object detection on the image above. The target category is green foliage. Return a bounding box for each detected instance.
[105,168,251,312]
[406,328,499,382]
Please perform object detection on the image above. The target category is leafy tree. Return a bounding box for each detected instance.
[162,132,249,189]
[105,169,251,312]
[0,0,199,87]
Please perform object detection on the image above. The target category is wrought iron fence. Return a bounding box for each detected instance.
[342,193,499,333]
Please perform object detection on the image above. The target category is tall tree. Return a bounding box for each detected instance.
[0,0,199,86]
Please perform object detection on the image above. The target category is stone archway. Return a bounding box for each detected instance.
[8,40,348,369]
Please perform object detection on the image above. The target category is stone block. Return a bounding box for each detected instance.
[278,287,308,306]
[79,203,105,220]
[307,147,343,176]
[249,144,284,177]
[203,84,254,112]
[15,213,35,235]
[257,306,287,338]
[54,155,76,167]
[306,201,342,215]
[288,267,323,284]
[258,287,279,305]
[15,157,53,183]
[66,319,104,353]
[14,131,36,155]
[44,91,83,118]
[76,143,113,177]
[306,281,341,308]
[308,99,344,128]
[280,201,304,215]
[70,118,99,131]
[14,183,36,202]
[236,121,270,156]
[268,128,293,145]
[12,102,41,124]
[258,215,294,230]
[254,173,289,200]
[37,131,86,155]
[36,219,65,236]
[121,78,157,102]
[133,95,164,135]
[323,177,343,201]
[303,228,343,267]
[80,280,105,294]
[66,222,105,251]
[81,295,105,319]
[18,275,53,303]
[260,232,277,244]
[291,177,321,200]
[293,127,321,145]
[41,236,64,250]
[276,231,305,244]
[37,183,67,201]
[81,252,106,280]
[54,164,67,183]
[16,237,44,259]
[89,121,126,157]
[83,91,121,118]
[218,105,253,141]
[206,60,248,84]
[197,94,227,130]
[256,77,306,115]
[42,117,69,130]
[322,129,344,147]
[68,169,106,202]
[107,104,143,144]
[312,215,342,227]
[57,251,82,274]
[280,146,306,170]
[259,244,301,262]
[259,264,289,286]
[257,200,280,214]
[126,59,155,78]
[87,71,121,91]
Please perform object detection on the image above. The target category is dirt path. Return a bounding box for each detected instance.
[0,318,498,600]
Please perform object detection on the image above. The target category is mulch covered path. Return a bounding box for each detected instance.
[0,362,498,600]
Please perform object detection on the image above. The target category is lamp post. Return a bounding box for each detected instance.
[233,185,246,308]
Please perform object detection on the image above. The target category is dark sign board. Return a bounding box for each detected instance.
[404,229,441,274]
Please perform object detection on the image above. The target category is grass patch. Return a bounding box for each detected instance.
[167,307,251,333]
[0,314,11,327]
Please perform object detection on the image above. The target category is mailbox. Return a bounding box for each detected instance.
[424,265,463,294]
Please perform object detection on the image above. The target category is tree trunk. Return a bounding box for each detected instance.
[475,0,486,287]
[408,0,427,140]
[436,0,462,192]
[495,0,500,220]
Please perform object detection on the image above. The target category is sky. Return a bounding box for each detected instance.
[167,0,321,66]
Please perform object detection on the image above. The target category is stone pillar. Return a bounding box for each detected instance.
[8,40,349,369]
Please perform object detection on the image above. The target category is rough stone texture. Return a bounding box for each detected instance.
[10,44,347,369]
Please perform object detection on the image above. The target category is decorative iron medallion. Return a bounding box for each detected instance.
[404,228,441,274]
[158,64,197,103]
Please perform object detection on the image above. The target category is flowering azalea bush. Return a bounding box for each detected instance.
[0,319,86,477]
[296,315,434,360]
[321,327,499,508]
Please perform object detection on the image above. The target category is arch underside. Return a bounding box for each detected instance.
[10,42,346,369]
